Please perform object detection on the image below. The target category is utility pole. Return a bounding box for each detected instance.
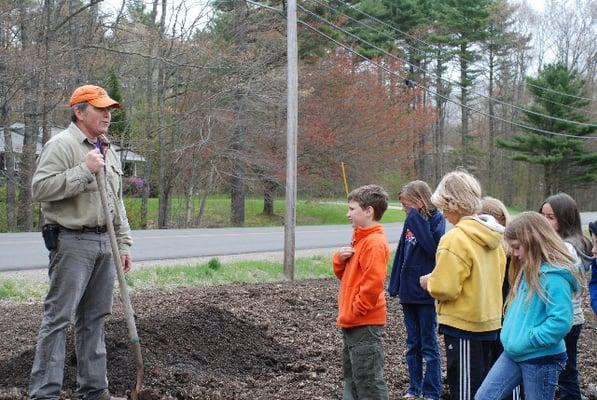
[284,0,298,280]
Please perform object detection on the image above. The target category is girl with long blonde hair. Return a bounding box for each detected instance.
[475,212,580,400]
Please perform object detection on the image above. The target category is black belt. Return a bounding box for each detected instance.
[63,225,108,234]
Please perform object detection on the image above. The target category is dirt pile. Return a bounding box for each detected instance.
[0,279,595,399]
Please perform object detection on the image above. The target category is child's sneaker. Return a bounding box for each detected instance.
[402,394,417,399]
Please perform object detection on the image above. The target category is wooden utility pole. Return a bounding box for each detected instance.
[283,0,298,280]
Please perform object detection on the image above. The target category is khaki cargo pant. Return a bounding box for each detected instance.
[342,325,389,400]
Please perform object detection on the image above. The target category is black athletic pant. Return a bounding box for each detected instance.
[444,334,495,400]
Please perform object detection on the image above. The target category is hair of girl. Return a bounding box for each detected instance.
[541,192,592,255]
[481,196,510,227]
[504,212,579,306]
[400,180,436,217]
[431,169,481,217]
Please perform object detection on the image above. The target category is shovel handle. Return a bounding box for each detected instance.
[96,169,144,396]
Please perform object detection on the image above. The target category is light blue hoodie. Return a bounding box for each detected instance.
[500,263,577,363]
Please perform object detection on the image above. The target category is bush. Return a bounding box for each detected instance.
[207,258,222,271]
[124,176,145,197]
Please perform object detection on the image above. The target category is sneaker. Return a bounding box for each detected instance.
[402,394,418,399]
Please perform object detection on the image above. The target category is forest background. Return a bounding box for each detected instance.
[0,0,595,232]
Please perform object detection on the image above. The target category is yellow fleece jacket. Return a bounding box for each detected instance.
[427,216,506,332]
[333,223,390,328]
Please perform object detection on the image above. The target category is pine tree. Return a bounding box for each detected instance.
[105,70,129,146]
[497,63,597,196]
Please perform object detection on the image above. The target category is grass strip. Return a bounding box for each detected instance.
[0,256,336,301]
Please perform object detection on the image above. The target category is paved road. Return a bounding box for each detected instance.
[2,212,595,272]
[0,223,405,272]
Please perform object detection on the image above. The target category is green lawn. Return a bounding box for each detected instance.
[0,254,397,302]
[123,196,404,229]
[0,256,337,301]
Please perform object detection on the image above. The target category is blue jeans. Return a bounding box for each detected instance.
[558,324,582,400]
[402,304,441,400]
[475,352,566,400]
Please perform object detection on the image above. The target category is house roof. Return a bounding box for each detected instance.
[0,123,145,162]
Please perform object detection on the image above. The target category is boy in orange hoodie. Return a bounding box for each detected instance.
[333,184,391,400]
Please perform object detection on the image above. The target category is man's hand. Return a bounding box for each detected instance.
[85,148,105,174]
[121,254,132,273]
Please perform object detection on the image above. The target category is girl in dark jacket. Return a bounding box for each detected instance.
[389,180,446,400]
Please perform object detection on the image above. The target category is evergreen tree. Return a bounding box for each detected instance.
[435,0,493,167]
[105,70,130,146]
[497,63,597,196]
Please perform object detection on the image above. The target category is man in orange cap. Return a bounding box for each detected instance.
[29,84,132,400]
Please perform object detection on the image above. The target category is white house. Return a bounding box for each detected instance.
[0,122,145,176]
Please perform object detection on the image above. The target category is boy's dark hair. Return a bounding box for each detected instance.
[348,184,389,221]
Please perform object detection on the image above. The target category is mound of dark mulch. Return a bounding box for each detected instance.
[0,279,595,399]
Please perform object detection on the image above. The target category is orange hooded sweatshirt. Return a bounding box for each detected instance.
[333,223,390,328]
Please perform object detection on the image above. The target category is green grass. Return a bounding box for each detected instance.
[0,252,399,302]
[124,256,335,288]
[0,279,47,301]
[123,196,404,229]
[0,256,337,301]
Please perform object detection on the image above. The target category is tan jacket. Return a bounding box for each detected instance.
[32,123,132,255]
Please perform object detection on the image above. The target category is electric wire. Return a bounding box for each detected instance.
[318,0,597,117]
[245,0,597,140]
[328,0,595,104]
[302,0,597,128]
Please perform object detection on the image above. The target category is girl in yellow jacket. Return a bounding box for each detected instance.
[420,170,506,400]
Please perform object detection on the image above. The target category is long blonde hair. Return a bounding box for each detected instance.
[400,180,436,217]
[504,212,579,306]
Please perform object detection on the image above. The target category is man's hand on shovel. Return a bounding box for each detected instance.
[85,148,105,173]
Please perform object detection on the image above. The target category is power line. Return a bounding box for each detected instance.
[299,0,597,117]
[330,0,595,104]
[302,0,597,129]
[246,0,597,140]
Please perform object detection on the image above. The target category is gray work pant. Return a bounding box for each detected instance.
[342,325,389,400]
[29,230,115,400]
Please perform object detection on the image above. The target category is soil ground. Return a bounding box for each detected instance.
[0,278,595,399]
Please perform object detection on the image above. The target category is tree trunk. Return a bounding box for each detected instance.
[434,48,448,184]
[197,165,215,226]
[459,44,470,169]
[140,0,160,229]
[157,0,171,229]
[17,2,38,231]
[1,107,16,230]
[263,178,276,216]
[230,0,248,226]
[487,49,496,195]
[185,172,195,227]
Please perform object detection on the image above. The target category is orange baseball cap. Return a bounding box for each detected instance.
[69,85,120,109]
